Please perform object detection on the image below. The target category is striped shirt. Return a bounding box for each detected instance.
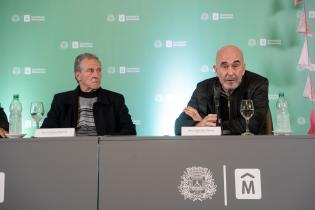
[76,90,98,136]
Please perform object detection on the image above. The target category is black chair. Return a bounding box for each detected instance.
[266,107,273,135]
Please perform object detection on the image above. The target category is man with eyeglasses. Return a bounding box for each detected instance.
[42,53,136,136]
[175,45,269,135]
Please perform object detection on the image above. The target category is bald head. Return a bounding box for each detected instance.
[213,45,246,94]
[215,45,244,65]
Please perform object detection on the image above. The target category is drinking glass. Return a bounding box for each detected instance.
[240,99,254,136]
[30,101,45,129]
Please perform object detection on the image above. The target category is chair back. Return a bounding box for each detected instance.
[266,107,273,135]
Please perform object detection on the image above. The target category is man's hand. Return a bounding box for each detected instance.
[195,114,217,127]
[0,128,8,138]
[184,106,217,127]
[184,106,202,121]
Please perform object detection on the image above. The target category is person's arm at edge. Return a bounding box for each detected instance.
[0,107,9,138]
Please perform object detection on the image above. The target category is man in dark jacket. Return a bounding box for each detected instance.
[42,53,136,136]
[175,45,269,135]
[0,106,9,138]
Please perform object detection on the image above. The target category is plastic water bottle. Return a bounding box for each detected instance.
[9,94,23,134]
[276,92,291,133]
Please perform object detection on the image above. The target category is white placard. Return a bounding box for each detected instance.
[34,128,75,137]
[0,172,5,203]
[181,126,221,136]
[235,169,262,199]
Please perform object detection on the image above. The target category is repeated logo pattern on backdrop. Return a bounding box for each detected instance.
[0,0,314,136]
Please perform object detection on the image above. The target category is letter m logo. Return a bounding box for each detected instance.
[235,169,262,199]
[242,178,255,194]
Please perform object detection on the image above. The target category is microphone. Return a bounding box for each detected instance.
[213,86,231,135]
[213,87,221,126]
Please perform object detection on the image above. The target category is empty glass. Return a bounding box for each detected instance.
[30,101,45,129]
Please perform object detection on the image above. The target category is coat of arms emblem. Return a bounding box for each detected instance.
[178,166,217,201]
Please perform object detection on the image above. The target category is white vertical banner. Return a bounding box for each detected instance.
[0,172,5,203]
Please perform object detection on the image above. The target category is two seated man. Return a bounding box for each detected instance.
[0,45,270,137]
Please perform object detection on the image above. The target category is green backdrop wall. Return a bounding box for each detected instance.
[0,0,314,136]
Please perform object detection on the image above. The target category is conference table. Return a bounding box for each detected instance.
[0,135,314,210]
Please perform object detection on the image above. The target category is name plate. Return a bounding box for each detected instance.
[181,126,222,136]
[34,128,75,137]
[0,172,4,203]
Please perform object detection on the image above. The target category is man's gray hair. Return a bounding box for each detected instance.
[74,53,101,72]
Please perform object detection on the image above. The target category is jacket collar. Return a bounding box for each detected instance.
[67,86,111,105]
[96,88,110,105]
[206,71,248,112]
[215,71,248,98]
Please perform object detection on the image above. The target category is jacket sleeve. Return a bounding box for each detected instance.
[113,96,136,135]
[41,95,60,128]
[222,78,269,135]
[0,107,9,131]
[174,86,201,136]
[248,78,269,134]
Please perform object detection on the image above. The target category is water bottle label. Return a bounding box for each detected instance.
[9,96,23,134]
[276,113,291,132]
